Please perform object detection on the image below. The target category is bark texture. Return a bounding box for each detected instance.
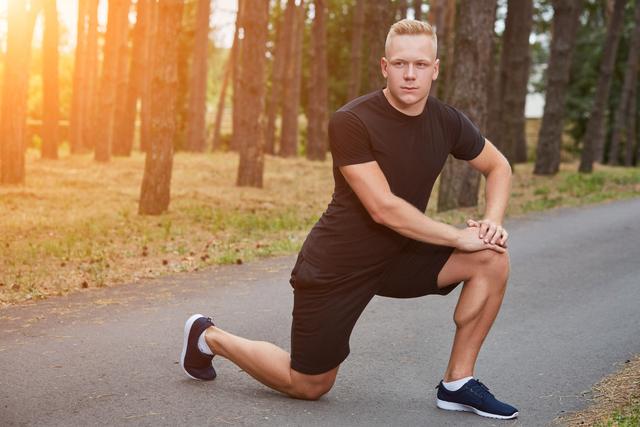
[42,0,60,160]
[231,0,245,151]
[534,0,584,175]
[115,0,150,156]
[140,0,158,153]
[306,0,329,161]
[0,0,41,184]
[83,0,100,151]
[608,0,640,165]
[495,0,533,164]
[139,0,184,215]
[185,0,211,152]
[347,0,365,100]
[70,0,88,154]
[437,0,496,212]
[279,0,305,157]
[264,0,290,154]
[94,0,130,162]
[236,0,270,187]
[579,0,626,172]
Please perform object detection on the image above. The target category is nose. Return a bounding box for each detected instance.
[404,63,416,80]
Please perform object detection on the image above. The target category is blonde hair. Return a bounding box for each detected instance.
[385,19,438,57]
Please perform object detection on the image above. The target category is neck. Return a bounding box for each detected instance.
[382,88,428,116]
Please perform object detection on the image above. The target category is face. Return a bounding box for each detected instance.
[381,34,439,116]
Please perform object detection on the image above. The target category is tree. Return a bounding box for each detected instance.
[279,0,305,157]
[534,0,584,175]
[346,0,365,100]
[437,0,496,212]
[427,0,456,99]
[140,0,158,152]
[82,0,100,151]
[70,0,89,154]
[231,0,245,151]
[413,0,423,21]
[627,78,637,166]
[94,0,130,162]
[608,0,640,165]
[139,0,185,215]
[579,0,626,172]
[0,0,42,184]
[236,0,270,187]
[41,0,61,160]
[493,0,533,164]
[115,0,152,156]
[211,51,233,151]
[307,0,329,161]
[264,0,289,154]
[185,0,211,152]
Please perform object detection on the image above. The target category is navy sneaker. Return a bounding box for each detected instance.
[435,378,518,419]
[180,314,217,381]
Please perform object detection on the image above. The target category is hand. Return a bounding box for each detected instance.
[466,218,509,247]
[456,227,507,253]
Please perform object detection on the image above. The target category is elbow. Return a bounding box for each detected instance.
[369,198,395,225]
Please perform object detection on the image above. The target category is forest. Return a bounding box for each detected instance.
[0,0,638,214]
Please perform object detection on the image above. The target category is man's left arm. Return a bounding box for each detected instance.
[466,138,512,247]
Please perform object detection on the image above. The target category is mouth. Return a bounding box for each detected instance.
[401,86,418,91]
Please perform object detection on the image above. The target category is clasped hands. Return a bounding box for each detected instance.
[458,218,509,253]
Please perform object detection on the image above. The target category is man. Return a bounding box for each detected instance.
[180,19,518,420]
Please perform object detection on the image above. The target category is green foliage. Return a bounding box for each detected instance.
[596,403,640,427]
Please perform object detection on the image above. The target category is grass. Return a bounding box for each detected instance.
[1,149,639,307]
[558,355,640,427]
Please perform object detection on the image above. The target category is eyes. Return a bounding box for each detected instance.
[391,60,430,69]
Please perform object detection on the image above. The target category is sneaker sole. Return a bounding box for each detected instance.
[180,313,206,381]
[436,398,518,420]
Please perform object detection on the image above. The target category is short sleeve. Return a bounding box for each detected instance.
[443,105,486,160]
[328,110,375,167]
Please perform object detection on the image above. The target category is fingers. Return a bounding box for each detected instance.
[486,242,506,253]
[466,219,479,228]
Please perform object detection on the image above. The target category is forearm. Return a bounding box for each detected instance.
[375,195,461,247]
[482,164,512,224]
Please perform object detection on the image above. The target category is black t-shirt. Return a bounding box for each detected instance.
[301,89,485,273]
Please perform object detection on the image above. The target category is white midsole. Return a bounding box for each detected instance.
[180,313,205,381]
[436,398,518,420]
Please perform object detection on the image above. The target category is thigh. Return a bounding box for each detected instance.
[289,253,379,375]
[376,239,461,298]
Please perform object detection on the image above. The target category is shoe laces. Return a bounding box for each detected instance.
[469,379,494,399]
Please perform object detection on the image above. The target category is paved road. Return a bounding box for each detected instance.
[1,198,639,426]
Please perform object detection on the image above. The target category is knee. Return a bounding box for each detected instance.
[476,249,510,282]
[295,382,333,400]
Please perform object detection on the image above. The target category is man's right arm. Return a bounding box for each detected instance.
[340,160,506,253]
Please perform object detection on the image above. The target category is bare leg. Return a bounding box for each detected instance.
[436,249,510,381]
[204,327,338,400]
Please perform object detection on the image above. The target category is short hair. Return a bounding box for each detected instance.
[385,19,438,57]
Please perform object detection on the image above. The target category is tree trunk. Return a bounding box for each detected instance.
[427,0,455,99]
[579,0,626,172]
[184,0,211,152]
[534,0,584,175]
[211,52,232,151]
[264,0,289,154]
[111,1,131,156]
[495,0,533,164]
[42,0,61,160]
[140,0,158,153]
[231,0,245,151]
[396,0,408,20]
[94,0,130,162]
[0,0,41,184]
[70,0,88,154]
[307,0,328,161]
[625,81,637,166]
[139,0,184,215]
[346,0,365,101]
[279,0,305,158]
[365,1,394,94]
[115,0,150,156]
[236,0,270,187]
[83,0,100,151]
[413,0,423,21]
[437,0,496,212]
[608,0,640,165]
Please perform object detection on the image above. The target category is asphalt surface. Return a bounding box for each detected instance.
[1,197,639,426]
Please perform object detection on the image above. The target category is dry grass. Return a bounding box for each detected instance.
[0,149,639,307]
[556,355,640,426]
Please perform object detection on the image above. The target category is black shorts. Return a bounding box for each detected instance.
[288,239,460,375]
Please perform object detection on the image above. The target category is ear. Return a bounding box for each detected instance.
[432,58,440,81]
[381,57,389,79]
